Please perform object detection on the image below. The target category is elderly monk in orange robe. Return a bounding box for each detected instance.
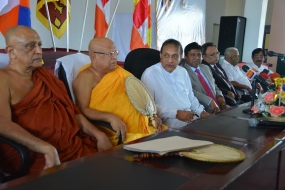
[0,26,111,174]
[73,38,167,145]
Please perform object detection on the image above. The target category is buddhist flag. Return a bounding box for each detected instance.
[130,0,151,50]
[0,0,31,36]
[95,0,110,37]
[36,0,71,39]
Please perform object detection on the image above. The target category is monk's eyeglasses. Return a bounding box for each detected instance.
[94,50,119,57]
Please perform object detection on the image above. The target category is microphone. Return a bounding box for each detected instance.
[267,51,285,57]
[259,72,269,80]
[241,65,259,80]
[248,118,285,128]
[241,65,270,92]
[260,69,269,75]
[270,72,281,81]
[248,118,259,127]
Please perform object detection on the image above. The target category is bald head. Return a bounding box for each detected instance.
[88,37,115,55]
[5,25,37,46]
[88,37,118,74]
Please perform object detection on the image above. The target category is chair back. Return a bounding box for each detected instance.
[54,53,90,102]
[124,48,160,79]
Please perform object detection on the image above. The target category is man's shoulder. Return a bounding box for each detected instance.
[0,67,10,84]
[199,63,209,70]
[74,67,97,85]
[143,63,160,73]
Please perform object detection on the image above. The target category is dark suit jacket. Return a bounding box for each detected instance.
[201,60,238,97]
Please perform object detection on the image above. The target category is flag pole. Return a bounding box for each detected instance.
[105,0,121,37]
[66,0,69,52]
[44,0,56,52]
[79,0,89,52]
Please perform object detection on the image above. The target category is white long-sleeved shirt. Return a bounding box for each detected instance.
[141,63,204,128]
[246,62,273,74]
[222,60,252,87]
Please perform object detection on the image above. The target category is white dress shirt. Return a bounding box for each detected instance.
[141,63,204,128]
[246,62,273,74]
[222,60,252,87]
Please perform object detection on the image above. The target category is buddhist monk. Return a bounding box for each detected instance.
[73,37,167,146]
[0,26,112,175]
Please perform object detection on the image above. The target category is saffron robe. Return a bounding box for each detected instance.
[80,65,166,145]
[0,67,97,174]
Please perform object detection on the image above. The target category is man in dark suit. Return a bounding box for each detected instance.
[180,42,226,113]
[201,42,251,103]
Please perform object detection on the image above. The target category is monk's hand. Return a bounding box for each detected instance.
[150,114,162,132]
[96,131,112,151]
[108,115,126,142]
[43,145,61,170]
[176,110,195,123]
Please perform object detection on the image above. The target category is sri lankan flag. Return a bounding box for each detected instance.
[36,0,71,39]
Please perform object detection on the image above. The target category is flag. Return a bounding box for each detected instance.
[36,0,71,39]
[130,0,151,50]
[0,0,31,36]
[95,0,110,37]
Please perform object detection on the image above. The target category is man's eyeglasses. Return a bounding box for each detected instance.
[94,50,119,57]
[207,52,220,57]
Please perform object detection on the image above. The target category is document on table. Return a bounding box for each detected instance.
[123,136,213,155]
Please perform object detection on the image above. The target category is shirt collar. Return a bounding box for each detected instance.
[184,63,200,72]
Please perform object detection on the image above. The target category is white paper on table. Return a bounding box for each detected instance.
[123,136,213,155]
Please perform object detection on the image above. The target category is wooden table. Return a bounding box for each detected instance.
[1,104,284,190]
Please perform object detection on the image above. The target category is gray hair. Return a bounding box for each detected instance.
[224,47,238,57]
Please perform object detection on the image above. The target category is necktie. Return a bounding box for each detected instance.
[195,69,217,103]
[213,65,237,95]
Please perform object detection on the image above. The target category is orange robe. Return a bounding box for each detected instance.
[80,65,167,145]
[0,67,97,174]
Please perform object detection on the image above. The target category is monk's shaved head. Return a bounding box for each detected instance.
[5,25,36,46]
[88,37,114,55]
[88,37,118,74]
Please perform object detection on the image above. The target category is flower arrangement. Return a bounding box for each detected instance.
[251,77,285,121]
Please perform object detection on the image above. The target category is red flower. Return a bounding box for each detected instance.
[264,92,276,104]
[251,105,260,114]
[269,105,285,117]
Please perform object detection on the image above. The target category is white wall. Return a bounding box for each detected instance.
[205,0,226,43]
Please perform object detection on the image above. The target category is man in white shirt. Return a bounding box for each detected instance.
[222,47,252,94]
[141,39,210,128]
[247,48,273,74]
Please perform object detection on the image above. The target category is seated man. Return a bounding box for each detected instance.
[222,47,253,96]
[247,48,273,74]
[180,42,226,113]
[141,39,210,128]
[73,37,165,146]
[0,26,112,175]
[201,42,245,102]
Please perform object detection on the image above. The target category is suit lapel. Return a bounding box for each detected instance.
[182,62,206,94]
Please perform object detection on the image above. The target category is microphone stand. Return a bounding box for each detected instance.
[242,79,256,114]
